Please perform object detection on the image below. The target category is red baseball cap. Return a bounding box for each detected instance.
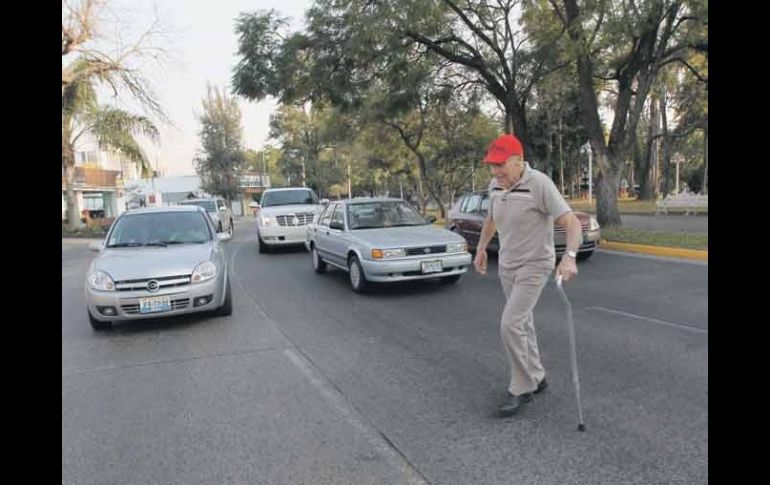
[483,134,524,164]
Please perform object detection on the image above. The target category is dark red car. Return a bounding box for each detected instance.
[446,191,601,261]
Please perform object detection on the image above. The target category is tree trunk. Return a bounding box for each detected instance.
[62,137,83,231]
[637,99,656,200]
[660,88,672,196]
[563,0,621,226]
[64,164,82,230]
[595,157,621,227]
[702,128,708,194]
[417,174,426,213]
[558,117,565,194]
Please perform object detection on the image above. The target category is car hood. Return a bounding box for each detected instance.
[260,204,322,215]
[92,243,215,280]
[351,225,466,248]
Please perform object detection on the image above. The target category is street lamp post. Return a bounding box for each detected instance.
[672,153,683,194]
[347,161,351,199]
[581,142,593,202]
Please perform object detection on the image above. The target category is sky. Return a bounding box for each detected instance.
[72,0,311,176]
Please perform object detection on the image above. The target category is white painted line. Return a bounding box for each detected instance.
[284,348,431,485]
[585,306,708,334]
[229,242,430,484]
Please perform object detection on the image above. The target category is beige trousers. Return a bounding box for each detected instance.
[498,264,551,396]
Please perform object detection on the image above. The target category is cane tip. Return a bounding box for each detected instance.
[578,423,586,432]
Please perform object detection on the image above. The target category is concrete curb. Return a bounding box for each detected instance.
[600,240,708,262]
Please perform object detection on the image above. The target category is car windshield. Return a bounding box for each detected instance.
[106,212,212,247]
[347,201,428,229]
[261,190,318,207]
[179,200,217,212]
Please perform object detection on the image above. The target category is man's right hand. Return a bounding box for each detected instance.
[474,249,488,275]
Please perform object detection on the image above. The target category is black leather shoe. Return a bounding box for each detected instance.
[497,392,533,417]
[535,378,548,394]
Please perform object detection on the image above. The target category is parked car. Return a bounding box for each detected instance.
[447,191,601,261]
[85,206,233,330]
[179,197,234,235]
[256,187,327,253]
[305,198,472,292]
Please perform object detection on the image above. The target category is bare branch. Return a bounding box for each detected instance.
[661,56,708,83]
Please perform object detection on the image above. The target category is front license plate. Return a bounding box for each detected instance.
[421,260,443,273]
[139,296,172,314]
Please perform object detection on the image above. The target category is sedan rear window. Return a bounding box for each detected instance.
[347,201,427,229]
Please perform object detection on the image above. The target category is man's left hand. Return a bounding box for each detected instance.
[557,256,578,282]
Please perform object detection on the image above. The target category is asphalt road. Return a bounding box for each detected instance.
[62,220,707,485]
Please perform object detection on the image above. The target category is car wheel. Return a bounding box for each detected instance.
[576,251,593,262]
[311,246,327,273]
[258,236,270,253]
[215,279,233,316]
[218,221,224,233]
[88,310,111,331]
[228,219,234,236]
[348,255,369,293]
[441,274,462,284]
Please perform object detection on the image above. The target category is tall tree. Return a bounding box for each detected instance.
[231,1,568,157]
[552,0,706,225]
[194,85,245,202]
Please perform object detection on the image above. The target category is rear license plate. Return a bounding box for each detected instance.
[421,260,443,273]
[139,296,172,314]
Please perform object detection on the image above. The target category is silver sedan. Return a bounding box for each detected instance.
[85,206,232,330]
[305,198,472,292]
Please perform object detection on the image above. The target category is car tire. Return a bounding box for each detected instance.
[311,246,327,273]
[441,274,462,284]
[218,222,224,233]
[228,219,234,236]
[577,251,594,262]
[348,255,370,293]
[215,278,233,316]
[258,236,270,253]
[88,310,112,331]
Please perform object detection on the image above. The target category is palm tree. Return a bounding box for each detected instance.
[62,74,159,230]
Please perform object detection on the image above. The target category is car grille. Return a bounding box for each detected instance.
[405,245,447,256]
[120,298,190,315]
[276,212,315,227]
[114,274,192,292]
[555,222,591,234]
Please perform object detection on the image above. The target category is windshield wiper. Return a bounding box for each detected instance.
[352,225,383,230]
[106,242,143,248]
[162,240,207,245]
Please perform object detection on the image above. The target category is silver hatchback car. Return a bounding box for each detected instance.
[306,198,472,292]
[85,206,232,330]
[179,197,234,235]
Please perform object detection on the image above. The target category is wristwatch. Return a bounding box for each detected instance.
[564,250,577,259]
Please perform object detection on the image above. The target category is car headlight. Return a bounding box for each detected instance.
[87,270,115,291]
[371,248,405,259]
[259,214,275,226]
[589,216,600,231]
[191,261,217,283]
[446,242,468,253]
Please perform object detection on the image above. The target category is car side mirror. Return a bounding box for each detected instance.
[217,232,232,242]
[426,215,437,223]
[320,198,330,206]
[88,240,105,252]
[329,221,344,230]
